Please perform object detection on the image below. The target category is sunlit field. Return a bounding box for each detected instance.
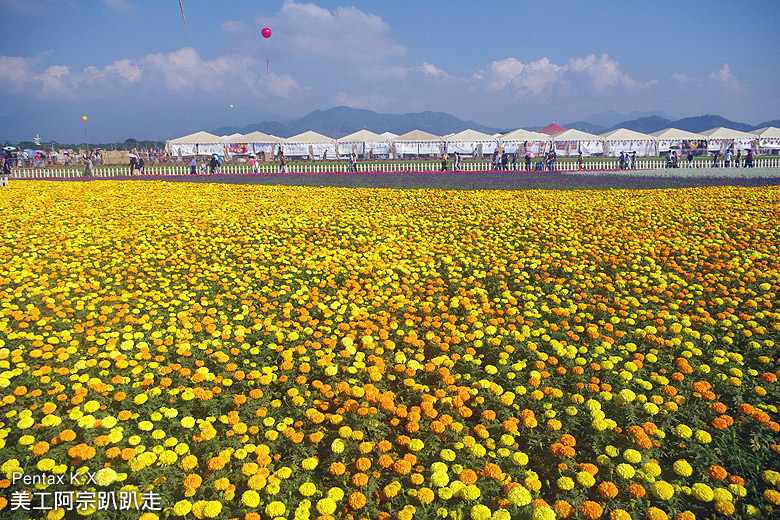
[0,181,778,520]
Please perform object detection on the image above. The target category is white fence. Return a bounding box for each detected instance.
[9,157,780,179]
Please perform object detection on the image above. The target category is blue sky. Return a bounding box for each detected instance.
[0,0,778,142]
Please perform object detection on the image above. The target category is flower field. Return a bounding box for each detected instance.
[0,181,779,520]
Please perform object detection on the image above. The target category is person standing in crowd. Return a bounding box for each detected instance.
[440,152,448,171]
[190,157,197,175]
[84,155,93,177]
[249,155,257,174]
[735,149,741,167]
[129,155,138,174]
[500,151,509,171]
[1,156,11,186]
[746,148,754,167]
[512,150,518,170]
[672,150,679,168]
[577,150,583,170]
[279,153,287,173]
[630,151,637,169]
[525,150,532,171]
[687,150,694,168]
[453,151,462,171]
[138,156,145,174]
[724,148,732,167]
[209,154,218,175]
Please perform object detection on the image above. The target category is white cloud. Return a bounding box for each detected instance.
[223,0,406,68]
[672,63,746,93]
[417,62,448,78]
[567,54,649,91]
[0,47,305,101]
[99,0,135,11]
[484,57,565,94]
[332,91,393,110]
[481,54,650,98]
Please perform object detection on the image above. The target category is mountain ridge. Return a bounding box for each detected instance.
[212,107,779,138]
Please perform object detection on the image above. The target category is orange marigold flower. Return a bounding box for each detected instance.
[348,492,366,509]
[482,463,503,480]
[708,466,728,480]
[59,429,77,442]
[183,474,202,490]
[351,473,369,487]
[580,500,603,519]
[578,463,599,476]
[553,500,574,518]
[355,457,371,472]
[628,483,646,498]
[32,441,50,456]
[378,455,394,469]
[598,481,619,499]
[393,459,411,476]
[459,469,478,485]
[560,434,576,447]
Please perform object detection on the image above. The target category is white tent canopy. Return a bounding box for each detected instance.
[499,129,550,154]
[392,130,444,156]
[336,129,391,157]
[166,131,226,156]
[444,129,498,155]
[551,129,603,156]
[698,127,757,152]
[600,128,657,157]
[233,131,281,156]
[650,128,706,154]
[755,127,780,150]
[282,131,338,158]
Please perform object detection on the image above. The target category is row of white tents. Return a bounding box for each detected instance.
[166,126,780,159]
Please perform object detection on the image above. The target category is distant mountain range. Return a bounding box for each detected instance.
[214,107,504,138]
[212,106,780,139]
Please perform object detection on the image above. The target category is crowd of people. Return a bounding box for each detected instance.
[664,148,755,168]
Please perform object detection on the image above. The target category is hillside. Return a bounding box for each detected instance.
[213,107,778,139]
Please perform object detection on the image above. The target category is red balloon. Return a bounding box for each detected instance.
[261,27,272,38]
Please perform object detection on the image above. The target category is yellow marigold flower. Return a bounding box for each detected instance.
[316,498,337,515]
[507,486,532,506]
[691,483,714,502]
[418,487,435,505]
[94,468,117,487]
[532,506,556,520]
[651,481,675,500]
[299,482,317,496]
[460,484,481,500]
[301,457,318,470]
[646,507,669,520]
[557,476,575,490]
[715,500,735,515]
[327,487,344,501]
[265,501,286,518]
[623,449,642,464]
[577,471,596,488]
[673,459,693,477]
[675,424,693,438]
[470,504,491,520]
[615,463,635,479]
[241,490,260,508]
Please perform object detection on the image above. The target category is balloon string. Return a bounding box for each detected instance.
[267,59,270,79]
[179,0,186,23]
